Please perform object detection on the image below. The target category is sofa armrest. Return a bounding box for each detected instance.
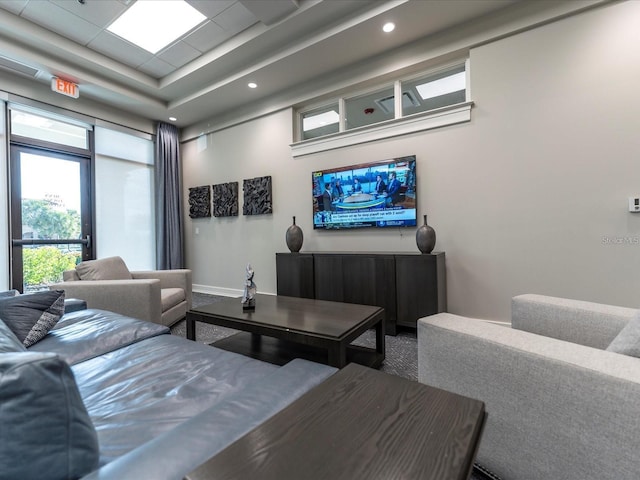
[64,298,87,314]
[511,294,636,349]
[131,269,192,309]
[50,280,162,324]
[418,313,640,480]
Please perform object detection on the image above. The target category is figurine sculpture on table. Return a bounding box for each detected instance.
[241,263,257,311]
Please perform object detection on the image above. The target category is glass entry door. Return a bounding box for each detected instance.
[10,145,93,292]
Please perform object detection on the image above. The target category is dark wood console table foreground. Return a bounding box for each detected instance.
[185,363,486,480]
[187,294,385,369]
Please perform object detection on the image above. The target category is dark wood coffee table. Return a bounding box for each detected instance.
[186,294,385,368]
[185,363,486,480]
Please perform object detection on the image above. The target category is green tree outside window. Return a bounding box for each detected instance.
[21,198,82,289]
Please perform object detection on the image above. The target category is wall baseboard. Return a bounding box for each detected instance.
[193,284,275,298]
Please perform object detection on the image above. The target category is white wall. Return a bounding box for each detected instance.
[0,70,155,135]
[183,111,296,296]
[182,1,640,322]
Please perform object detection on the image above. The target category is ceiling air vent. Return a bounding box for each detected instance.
[374,91,420,115]
[0,55,39,78]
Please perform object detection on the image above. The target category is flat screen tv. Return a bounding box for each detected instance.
[312,155,417,230]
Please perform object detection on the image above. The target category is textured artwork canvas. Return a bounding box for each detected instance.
[188,185,211,218]
[212,182,239,217]
[243,176,272,215]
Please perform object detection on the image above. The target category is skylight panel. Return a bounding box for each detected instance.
[303,110,339,132]
[415,72,466,100]
[107,0,206,54]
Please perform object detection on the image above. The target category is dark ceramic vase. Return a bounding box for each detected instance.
[285,216,303,253]
[416,214,436,254]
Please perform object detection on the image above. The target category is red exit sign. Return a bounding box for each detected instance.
[51,77,79,98]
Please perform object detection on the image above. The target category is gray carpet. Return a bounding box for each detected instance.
[171,293,499,480]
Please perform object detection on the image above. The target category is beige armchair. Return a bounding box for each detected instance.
[418,294,640,480]
[50,256,192,327]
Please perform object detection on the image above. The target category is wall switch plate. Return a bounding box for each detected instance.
[629,197,640,212]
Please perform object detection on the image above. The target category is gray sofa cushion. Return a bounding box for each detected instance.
[161,287,185,311]
[0,319,26,353]
[64,297,88,313]
[0,290,65,347]
[0,351,99,480]
[30,309,169,365]
[607,311,640,358]
[76,256,132,281]
[80,359,337,480]
[512,294,634,349]
[0,289,19,298]
[72,334,282,464]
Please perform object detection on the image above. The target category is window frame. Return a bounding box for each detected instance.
[292,59,472,157]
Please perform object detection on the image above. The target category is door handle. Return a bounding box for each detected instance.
[12,236,91,247]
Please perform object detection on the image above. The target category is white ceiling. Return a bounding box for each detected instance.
[0,0,521,128]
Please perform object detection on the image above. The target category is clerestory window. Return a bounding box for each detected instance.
[293,60,472,157]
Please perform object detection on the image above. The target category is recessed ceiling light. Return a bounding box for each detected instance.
[248,82,257,89]
[107,1,206,54]
[169,117,177,122]
[383,22,395,33]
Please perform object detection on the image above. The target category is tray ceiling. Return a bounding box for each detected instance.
[0,0,521,127]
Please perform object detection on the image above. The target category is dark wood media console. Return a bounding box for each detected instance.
[276,252,446,335]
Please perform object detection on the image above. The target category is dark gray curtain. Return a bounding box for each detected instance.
[155,122,184,269]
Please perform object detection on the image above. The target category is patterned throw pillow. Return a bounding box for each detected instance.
[0,290,65,347]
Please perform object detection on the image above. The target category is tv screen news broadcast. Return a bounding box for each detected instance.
[312,155,417,230]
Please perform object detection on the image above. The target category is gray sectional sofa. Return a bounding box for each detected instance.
[418,294,640,480]
[1,303,336,480]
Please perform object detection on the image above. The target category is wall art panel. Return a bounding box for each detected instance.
[243,176,272,215]
[188,185,211,218]
[212,182,239,217]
